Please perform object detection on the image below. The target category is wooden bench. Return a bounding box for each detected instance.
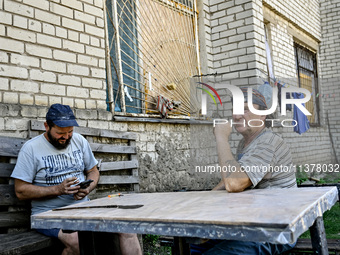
[29,120,140,197]
[0,136,62,255]
[0,121,140,255]
[287,238,340,255]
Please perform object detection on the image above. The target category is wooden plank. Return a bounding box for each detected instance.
[90,143,136,154]
[309,217,329,255]
[0,184,27,206]
[100,129,137,140]
[0,211,30,228]
[129,140,139,192]
[173,237,190,255]
[76,127,137,140]
[99,160,139,171]
[98,175,139,185]
[0,136,27,157]
[0,163,15,178]
[30,120,137,140]
[0,231,57,255]
[294,238,340,250]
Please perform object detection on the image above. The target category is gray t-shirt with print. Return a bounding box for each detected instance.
[11,132,98,215]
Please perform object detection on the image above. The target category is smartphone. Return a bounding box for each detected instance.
[78,179,93,189]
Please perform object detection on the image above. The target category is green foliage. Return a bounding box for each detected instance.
[296,177,308,186]
[318,178,327,184]
[144,234,159,246]
[143,235,172,255]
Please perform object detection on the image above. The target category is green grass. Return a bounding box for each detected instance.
[324,204,340,239]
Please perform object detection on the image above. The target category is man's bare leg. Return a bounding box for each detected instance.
[119,233,142,255]
[58,230,80,255]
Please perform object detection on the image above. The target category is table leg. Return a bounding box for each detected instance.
[78,231,121,255]
[173,237,190,255]
[309,217,329,255]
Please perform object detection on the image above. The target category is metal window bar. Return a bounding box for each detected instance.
[117,0,183,110]
[115,0,167,99]
[119,0,194,97]
[122,82,158,106]
[105,0,199,117]
[295,43,320,125]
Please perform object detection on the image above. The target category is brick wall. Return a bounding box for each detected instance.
[197,0,213,74]
[200,0,336,179]
[0,0,107,109]
[207,0,266,81]
[263,0,321,41]
[319,0,340,163]
[261,6,335,170]
[263,7,297,78]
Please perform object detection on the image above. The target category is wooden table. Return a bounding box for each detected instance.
[31,187,339,255]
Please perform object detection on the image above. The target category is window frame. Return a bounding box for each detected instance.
[294,43,320,126]
[104,0,200,119]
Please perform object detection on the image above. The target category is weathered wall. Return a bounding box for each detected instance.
[0,0,219,192]
[319,0,340,164]
[0,103,219,192]
[138,123,219,192]
[1,0,339,194]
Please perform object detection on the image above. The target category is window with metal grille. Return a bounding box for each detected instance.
[294,43,319,125]
[104,0,200,118]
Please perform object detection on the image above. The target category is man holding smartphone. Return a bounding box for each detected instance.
[11,104,142,255]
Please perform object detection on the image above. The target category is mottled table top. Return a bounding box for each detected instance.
[31,187,338,244]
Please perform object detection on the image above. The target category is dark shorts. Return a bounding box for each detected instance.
[36,228,60,238]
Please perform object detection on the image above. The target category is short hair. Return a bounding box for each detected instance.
[46,120,56,129]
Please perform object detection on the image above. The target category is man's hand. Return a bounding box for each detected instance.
[73,187,90,200]
[214,122,233,140]
[73,165,100,200]
[58,177,91,200]
[57,177,81,195]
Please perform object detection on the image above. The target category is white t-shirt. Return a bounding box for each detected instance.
[11,133,98,215]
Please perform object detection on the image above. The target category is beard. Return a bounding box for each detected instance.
[47,130,72,150]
